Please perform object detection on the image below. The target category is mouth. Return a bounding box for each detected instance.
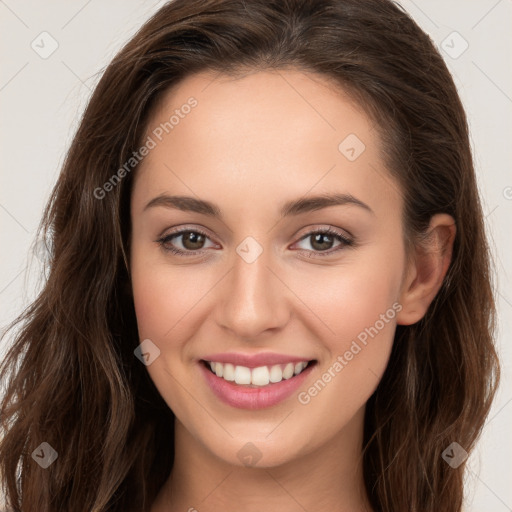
[198,357,318,410]
[200,359,317,387]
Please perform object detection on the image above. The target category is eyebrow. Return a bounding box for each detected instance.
[144,192,374,219]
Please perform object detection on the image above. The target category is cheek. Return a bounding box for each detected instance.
[130,250,210,342]
[131,271,177,341]
[288,253,403,348]
[289,254,402,419]
[129,255,205,415]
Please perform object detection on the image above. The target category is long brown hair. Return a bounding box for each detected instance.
[0,0,500,510]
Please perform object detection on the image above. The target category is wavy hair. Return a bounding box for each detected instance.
[0,0,500,510]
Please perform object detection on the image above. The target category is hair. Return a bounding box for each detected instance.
[0,0,500,510]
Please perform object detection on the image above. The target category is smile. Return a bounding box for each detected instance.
[199,355,317,410]
[203,360,312,386]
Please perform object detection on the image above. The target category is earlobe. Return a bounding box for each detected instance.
[396,214,456,326]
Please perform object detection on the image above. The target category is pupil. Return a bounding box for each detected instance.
[312,233,332,251]
[184,231,204,250]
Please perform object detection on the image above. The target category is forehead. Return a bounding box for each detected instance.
[133,68,401,220]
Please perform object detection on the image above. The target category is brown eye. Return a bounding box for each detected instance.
[294,227,353,258]
[309,232,336,251]
[180,231,207,250]
[157,228,216,255]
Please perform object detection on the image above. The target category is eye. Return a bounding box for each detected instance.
[156,225,354,258]
[292,227,354,257]
[156,228,217,256]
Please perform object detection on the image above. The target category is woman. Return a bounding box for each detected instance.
[0,0,500,510]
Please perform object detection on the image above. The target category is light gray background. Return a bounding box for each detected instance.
[1,1,511,510]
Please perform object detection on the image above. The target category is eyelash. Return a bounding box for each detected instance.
[156,226,354,258]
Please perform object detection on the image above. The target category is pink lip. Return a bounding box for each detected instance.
[201,352,314,368]
[199,360,316,410]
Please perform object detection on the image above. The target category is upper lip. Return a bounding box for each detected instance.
[201,352,315,368]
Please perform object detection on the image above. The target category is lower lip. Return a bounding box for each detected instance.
[199,361,315,410]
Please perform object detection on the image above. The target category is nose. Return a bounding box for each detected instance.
[214,243,290,340]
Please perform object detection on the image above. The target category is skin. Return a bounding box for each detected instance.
[129,68,455,512]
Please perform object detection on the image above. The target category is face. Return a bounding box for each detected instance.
[130,68,408,468]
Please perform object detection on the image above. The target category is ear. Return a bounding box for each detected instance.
[396,213,456,326]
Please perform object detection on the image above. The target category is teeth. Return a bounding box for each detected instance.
[251,366,270,386]
[269,365,283,383]
[283,362,294,379]
[294,362,307,375]
[234,365,251,385]
[206,360,311,387]
[223,363,235,381]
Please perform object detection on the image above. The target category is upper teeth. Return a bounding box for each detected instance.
[207,361,309,386]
